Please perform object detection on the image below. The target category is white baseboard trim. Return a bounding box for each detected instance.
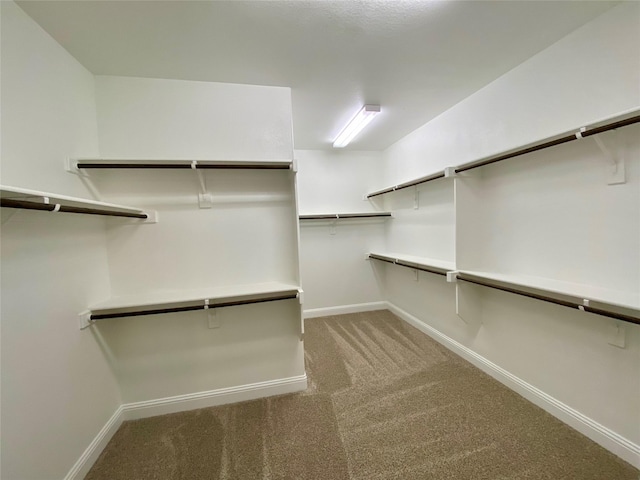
[121,374,308,420]
[386,302,640,469]
[64,406,125,480]
[65,374,307,479]
[304,301,387,319]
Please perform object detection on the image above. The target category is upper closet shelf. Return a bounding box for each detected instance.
[300,212,392,220]
[369,252,455,276]
[0,185,148,219]
[80,281,301,328]
[366,108,640,198]
[73,159,293,170]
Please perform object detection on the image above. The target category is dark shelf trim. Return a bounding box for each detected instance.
[299,212,392,220]
[76,160,292,170]
[457,274,640,325]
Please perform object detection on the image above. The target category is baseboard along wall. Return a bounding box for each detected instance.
[303,301,388,318]
[385,302,640,469]
[64,374,308,480]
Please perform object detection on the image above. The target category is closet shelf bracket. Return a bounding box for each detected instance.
[330,216,338,235]
[205,300,221,329]
[594,131,624,185]
[191,161,208,193]
[444,167,457,178]
[79,311,93,330]
[607,322,627,349]
[65,158,103,201]
[576,127,625,185]
[191,161,214,208]
[198,193,213,209]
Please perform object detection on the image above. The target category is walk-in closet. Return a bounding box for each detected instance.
[1,1,638,479]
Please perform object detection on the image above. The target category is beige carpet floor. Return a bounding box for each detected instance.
[86,310,638,479]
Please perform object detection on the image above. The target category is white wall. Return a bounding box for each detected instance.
[379,1,640,463]
[0,2,121,479]
[296,149,386,312]
[381,178,455,263]
[381,1,640,186]
[90,76,304,403]
[95,75,293,160]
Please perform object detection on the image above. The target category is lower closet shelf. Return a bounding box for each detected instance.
[80,282,301,327]
[457,270,639,312]
[456,271,640,325]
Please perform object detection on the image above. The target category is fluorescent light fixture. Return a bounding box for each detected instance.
[333,104,381,148]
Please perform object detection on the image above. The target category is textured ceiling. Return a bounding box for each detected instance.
[17,0,617,151]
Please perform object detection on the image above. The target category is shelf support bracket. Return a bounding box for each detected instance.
[582,299,628,348]
[65,158,103,202]
[577,128,625,185]
[414,186,419,210]
[607,321,627,349]
[205,299,221,329]
[330,215,338,235]
[448,273,482,327]
[191,161,214,208]
[79,310,93,330]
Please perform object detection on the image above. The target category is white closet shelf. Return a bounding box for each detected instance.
[369,252,455,275]
[0,185,148,219]
[366,108,640,198]
[73,159,293,170]
[457,270,640,312]
[300,212,392,220]
[83,282,301,323]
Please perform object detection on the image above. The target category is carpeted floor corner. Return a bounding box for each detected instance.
[85,310,639,479]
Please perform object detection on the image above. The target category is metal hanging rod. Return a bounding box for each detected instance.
[457,274,640,326]
[368,254,448,277]
[90,292,299,321]
[0,198,148,219]
[76,160,292,170]
[455,113,640,174]
[300,212,392,220]
[367,171,445,198]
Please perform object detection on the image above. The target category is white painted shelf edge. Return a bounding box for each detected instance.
[458,270,640,311]
[0,184,145,214]
[369,251,455,273]
[88,282,302,313]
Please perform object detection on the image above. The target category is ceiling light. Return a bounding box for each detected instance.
[333,105,381,148]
